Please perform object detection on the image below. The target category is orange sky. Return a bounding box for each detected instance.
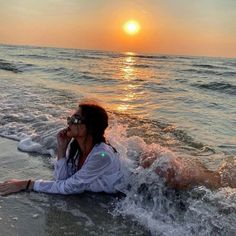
[0,0,235,57]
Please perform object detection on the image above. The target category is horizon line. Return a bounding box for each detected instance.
[0,42,235,60]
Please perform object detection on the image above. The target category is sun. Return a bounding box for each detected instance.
[123,20,140,35]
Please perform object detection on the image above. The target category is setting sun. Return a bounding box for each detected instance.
[123,20,140,35]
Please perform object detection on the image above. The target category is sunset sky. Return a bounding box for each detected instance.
[0,0,235,57]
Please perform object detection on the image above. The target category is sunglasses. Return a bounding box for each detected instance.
[67,115,83,125]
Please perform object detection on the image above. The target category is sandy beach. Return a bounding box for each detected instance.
[0,138,149,236]
[0,137,49,235]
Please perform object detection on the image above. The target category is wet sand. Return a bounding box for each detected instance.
[0,138,149,236]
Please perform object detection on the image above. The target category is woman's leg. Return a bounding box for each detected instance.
[218,160,236,188]
[140,154,222,189]
[153,157,221,189]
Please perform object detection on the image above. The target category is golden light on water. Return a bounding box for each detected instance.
[123,20,140,35]
[117,104,130,112]
[116,54,138,113]
[110,53,151,117]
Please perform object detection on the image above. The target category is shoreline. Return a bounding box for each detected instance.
[0,137,50,235]
[0,137,149,236]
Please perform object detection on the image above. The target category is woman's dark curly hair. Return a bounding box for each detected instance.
[67,101,115,167]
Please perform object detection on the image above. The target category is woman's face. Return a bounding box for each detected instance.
[66,107,87,139]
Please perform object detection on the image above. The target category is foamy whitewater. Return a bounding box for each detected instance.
[0,44,235,235]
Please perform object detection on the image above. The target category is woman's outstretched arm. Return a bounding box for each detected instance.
[0,179,35,196]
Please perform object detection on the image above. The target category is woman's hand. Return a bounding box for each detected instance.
[0,179,27,196]
[57,128,71,159]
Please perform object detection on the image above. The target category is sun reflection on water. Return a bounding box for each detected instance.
[117,53,139,113]
[117,104,130,112]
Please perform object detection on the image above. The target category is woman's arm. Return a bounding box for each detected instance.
[0,129,72,195]
[57,128,71,160]
[53,158,70,180]
[0,151,113,196]
[0,179,35,196]
[53,129,74,180]
[34,151,113,195]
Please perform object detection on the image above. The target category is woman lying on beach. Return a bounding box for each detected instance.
[0,101,235,196]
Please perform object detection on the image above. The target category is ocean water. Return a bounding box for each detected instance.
[0,44,235,235]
